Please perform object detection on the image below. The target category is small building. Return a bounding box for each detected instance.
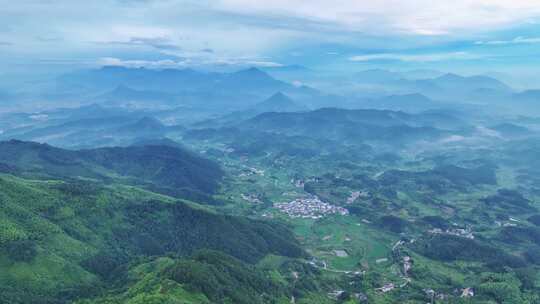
[376,283,395,293]
[461,287,474,298]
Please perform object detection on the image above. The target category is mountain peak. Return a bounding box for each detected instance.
[246,67,263,72]
[217,67,288,90]
[100,65,127,71]
[131,116,165,130]
[112,84,135,93]
[400,93,431,101]
[261,92,293,105]
[253,92,307,113]
[234,67,269,78]
[268,91,289,100]
[437,73,464,81]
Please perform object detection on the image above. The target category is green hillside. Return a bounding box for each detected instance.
[0,140,223,200]
[0,152,304,303]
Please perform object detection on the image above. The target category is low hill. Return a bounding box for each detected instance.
[0,140,223,197]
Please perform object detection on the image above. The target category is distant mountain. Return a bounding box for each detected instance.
[400,69,444,80]
[364,93,437,113]
[354,69,403,83]
[353,69,445,83]
[360,93,480,117]
[490,90,540,115]
[413,73,512,97]
[212,67,291,93]
[0,115,138,140]
[261,65,312,73]
[192,92,309,128]
[43,103,138,120]
[58,66,309,112]
[260,65,314,81]
[235,108,459,144]
[245,107,456,128]
[0,115,118,137]
[434,73,511,91]
[0,88,12,102]
[0,114,185,151]
[59,65,219,92]
[186,107,467,156]
[253,92,308,113]
[94,85,176,105]
[489,123,532,137]
[376,73,513,102]
[115,116,166,133]
[113,117,185,143]
[326,70,513,103]
[131,137,184,149]
[61,66,292,96]
[514,90,540,103]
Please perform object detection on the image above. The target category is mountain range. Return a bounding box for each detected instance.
[0,140,305,303]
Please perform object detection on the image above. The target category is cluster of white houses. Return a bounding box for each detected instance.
[428,227,474,239]
[274,196,349,219]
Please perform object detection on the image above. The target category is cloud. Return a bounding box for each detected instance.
[475,36,540,45]
[243,60,283,67]
[2,0,540,72]
[36,36,63,42]
[97,56,283,69]
[440,135,466,143]
[109,25,172,40]
[98,37,181,50]
[216,0,540,36]
[349,52,480,62]
[97,57,188,68]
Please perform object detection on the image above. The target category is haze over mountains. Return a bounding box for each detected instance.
[3,1,540,303]
[3,65,537,110]
[0,18,539,304]
[1,64,538,152]
[2,53,540,304]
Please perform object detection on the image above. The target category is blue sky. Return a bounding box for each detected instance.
[2,0,540,81]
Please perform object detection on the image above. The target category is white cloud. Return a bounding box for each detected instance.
[216,0,540,36]
[97,56,283,69]
[349,52,480,62]
[475,36,540,45]
[244,61,284,67]
[110,25,172,41]
[2,0,540,69]
[292,80,303,87]
[97,57,189,68]
[440,135,466,143]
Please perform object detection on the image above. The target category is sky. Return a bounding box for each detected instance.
[2,0,540,83]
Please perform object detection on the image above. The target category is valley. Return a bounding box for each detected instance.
[0,66,540,304]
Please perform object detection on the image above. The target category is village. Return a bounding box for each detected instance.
[274,196,349,219]
[428,226,475,239]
